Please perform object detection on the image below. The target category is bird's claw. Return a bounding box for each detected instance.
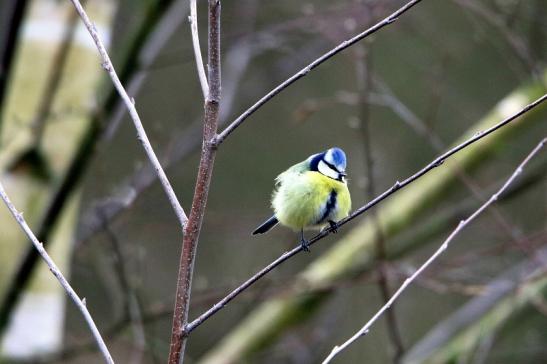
[328,220,339,233]
[300,238,310,252]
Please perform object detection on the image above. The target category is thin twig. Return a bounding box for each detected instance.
[452,0,536,75]
[104,0,189,141]
[68,0,188,229]
[27,302,173,364]
[403,247,547,364]
[167,1,221,363]
[372,76,538,259]
[24,175,545,364]
[211,0,424,147]
[76,1,256,248]
[0,0,185,336]
[321,137,546,364]
[190,0,209,98]
[32,1,83,146]
[355,45,405,362]
[304,76,536,257]
[0,182,114,364]
[185,93,547,333]
[75,21,259,247]
[102,217,146,363]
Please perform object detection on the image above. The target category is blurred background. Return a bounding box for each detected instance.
[0,0,546,363]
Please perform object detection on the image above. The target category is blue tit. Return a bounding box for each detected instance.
[252,147,351,251]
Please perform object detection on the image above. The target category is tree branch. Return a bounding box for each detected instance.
[0,0,184,336]
[355,45,405,362]
[403,247,547,363]
[168,1,221,363]
[190,0,209,98]
[185,92,547,333]
[0,182,114,364]
[211,0,424,147]
[371,75,538,260]
[68,0,188,229]
[321,137,546,363]
[32,1,83,147]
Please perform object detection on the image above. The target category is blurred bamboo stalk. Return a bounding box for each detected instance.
[31,0,83,148]
[21,156,547,364]
[402,247,547,364]
[322,137,546,363]
[0,182,114,363]
[0,0,182,344]
[197,72,547,363]
[0,0,115,358]
[0,0,30,135]
[68,0,188,228]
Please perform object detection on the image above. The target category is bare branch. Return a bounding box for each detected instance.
[0,0,189,336]
[168,1,221,363]
[103,0,190,141]
[321,137,546,364]
[403,247,547,363]
[212,0,424,147]
[32,1,82,146]
[354,45,405,360]
[452,0,537,74]
[68,0,188,229]
[77,36,254,247]
[0,182,114,364]
[102,219,146,363]
[190,0,209,98]
[185,93,547,333]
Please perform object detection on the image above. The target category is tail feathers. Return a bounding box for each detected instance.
[252,216,278,235]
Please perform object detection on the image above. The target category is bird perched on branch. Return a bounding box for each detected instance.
[252,147,351,251]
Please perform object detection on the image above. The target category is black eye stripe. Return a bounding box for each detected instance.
[318,160,346,182]
[322,159,339,172]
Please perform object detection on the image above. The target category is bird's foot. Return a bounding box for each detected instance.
[328,220,339,233]
[300,238,311,252]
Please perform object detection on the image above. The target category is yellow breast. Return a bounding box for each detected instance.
[272,171,351,230]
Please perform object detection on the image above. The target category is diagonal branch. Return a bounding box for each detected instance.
[451,0,536,74]
[77,34,254,248]
[0,0,30,137]
[372,75,539,260]
[0,182,114,364]
[185,92,547,333]
[211,0,424,146]
[0,0,186,336]
[403,247,547,363]
[190,0,209,98]
[31,1,84,147]
[321,137,546,363]
[68,0,188,229]
[168,1,221,363]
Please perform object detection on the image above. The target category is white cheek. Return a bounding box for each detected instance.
[324,149,334,165]
[318,160,339,180]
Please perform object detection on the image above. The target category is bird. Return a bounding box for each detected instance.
[252,147,351,251]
